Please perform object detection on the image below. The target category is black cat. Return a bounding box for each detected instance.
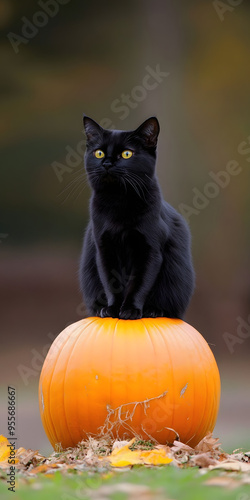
[79,116,195,319]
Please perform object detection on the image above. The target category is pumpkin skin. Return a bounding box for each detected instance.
[39,317,220,450]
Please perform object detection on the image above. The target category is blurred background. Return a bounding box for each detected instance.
[0,0,250,455]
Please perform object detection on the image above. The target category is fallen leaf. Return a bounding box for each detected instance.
[218,453,229,461]
[110,438,136,456]
[0,435,18,465]
[171,440,194,453]
[16,448,40,466]
[0,436,10,463]
[140,449,173,466]
[112,440,130,451]
[195,433,221,454]
[231,451,250,463]
[209,461,250,472]
[191,453,219,468]
[106,438,172,467]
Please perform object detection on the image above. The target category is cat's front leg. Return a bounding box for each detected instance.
[98,266,124,318]
[118,245,163,320]
[96,245,126,318]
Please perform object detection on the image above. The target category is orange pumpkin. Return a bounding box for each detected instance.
[39,317,220,450]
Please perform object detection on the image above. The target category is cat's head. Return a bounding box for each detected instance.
[83,116,160,192]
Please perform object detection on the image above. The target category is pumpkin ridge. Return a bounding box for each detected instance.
[111,318,119,417]
[205,342,221,436]
[78,316,105,440]
[133,320,157,440]
[151,319,177,442]
[141,319,160,393]
[188,323,220,437]
[189,329,209,442]
[193,330,215,440]
[177,322,219,446]
[142,319,173,442]
[179,322,201,444]
[45,325,75,447]
[60,321,89,447]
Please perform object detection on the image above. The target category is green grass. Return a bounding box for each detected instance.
[0,466,249,500]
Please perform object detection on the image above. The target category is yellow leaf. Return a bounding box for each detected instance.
[0,435,10,462]
[0,435,19,469]
[0,435,19,468]
[140,449,173,466]
[111,438,136,456]
[107,438,172,467]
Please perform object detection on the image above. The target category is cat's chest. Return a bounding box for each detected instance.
[92,192,145,227]
[98,227,146,265]
[99,228,135,253]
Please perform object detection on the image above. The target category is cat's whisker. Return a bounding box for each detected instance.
[130,172,151,194]
[87,171,102,189]
[127,172,149,197]
[60,184,84,205]
[59,178,89,204]
[58,178,87,197]
[144,174,154,185]
[124,173,147,201]
[124,176,141,198]
[58,171,88,198]
[124,175,142,199]
[130,171,151,190]
[72,184,89,203]
[59,174,90,204]
[57,166,106,205]
[117,175,127,194]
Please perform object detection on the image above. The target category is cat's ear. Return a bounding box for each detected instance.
[83,115,103,143]
[135,117,160,147]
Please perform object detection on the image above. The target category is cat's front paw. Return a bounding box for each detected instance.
[143,308,164,318]
[119,306,142,320]
[100,305,119,318]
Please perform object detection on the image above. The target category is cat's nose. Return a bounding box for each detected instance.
[103,160,112,170]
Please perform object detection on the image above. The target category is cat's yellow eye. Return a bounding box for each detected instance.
[121,150,133,159]
[94,150,105,159]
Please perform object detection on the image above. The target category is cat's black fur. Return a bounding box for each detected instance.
[79,116,195,319]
